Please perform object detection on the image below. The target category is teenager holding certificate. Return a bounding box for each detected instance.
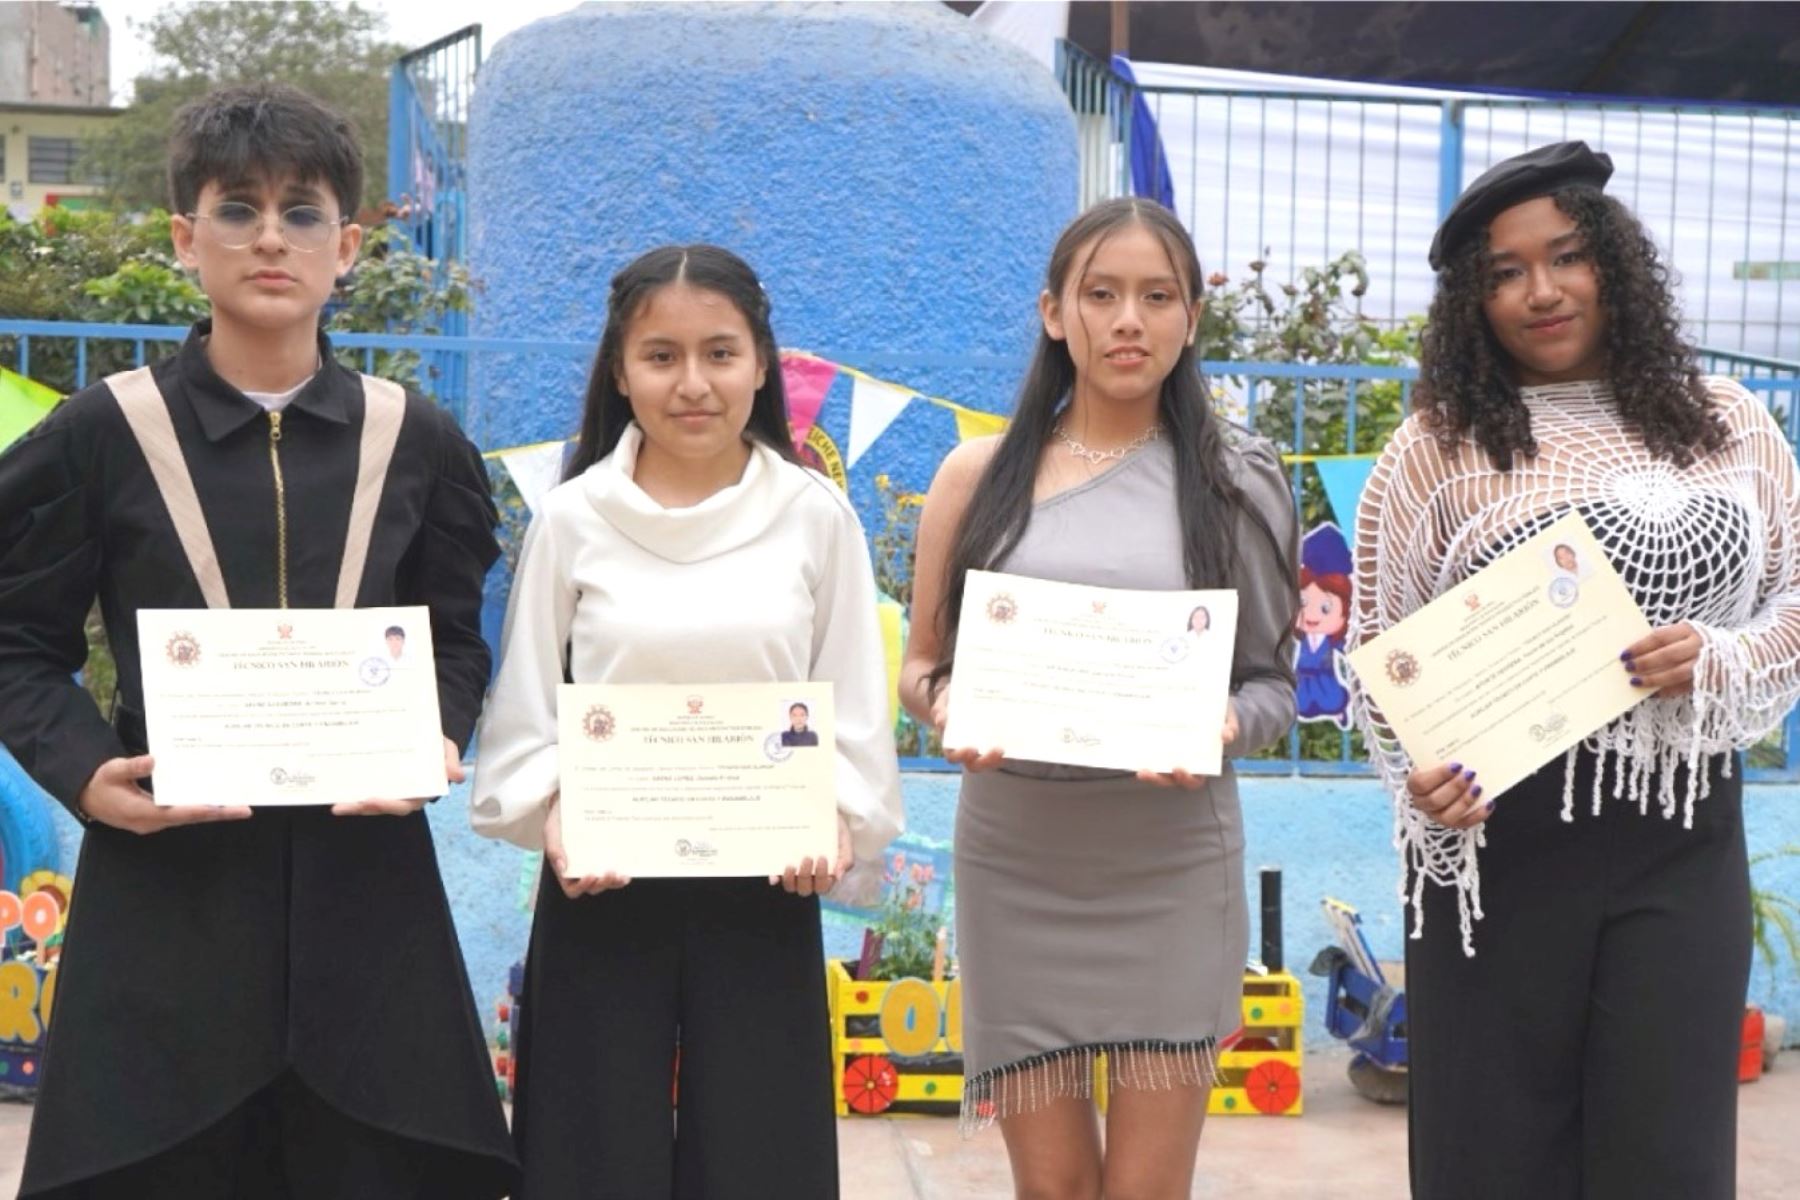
[471,245,902,1198]
[0,86,517,1197]
[901,199,1297,1197]
[1350,142,1800,1199]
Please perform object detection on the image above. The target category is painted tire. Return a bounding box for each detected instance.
[842,1054,899,1115]
[1244,1060,1302,1114]
[0,748,58,895]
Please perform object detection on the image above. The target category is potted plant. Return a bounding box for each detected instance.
[828,852,962,1116]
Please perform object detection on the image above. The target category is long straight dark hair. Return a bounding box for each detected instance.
[563,244,801,482]
[930,198,1292,684]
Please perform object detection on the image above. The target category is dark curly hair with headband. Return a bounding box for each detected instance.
[1416,186,1727,471]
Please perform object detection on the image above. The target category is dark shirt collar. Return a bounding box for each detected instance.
[177,318,353,441]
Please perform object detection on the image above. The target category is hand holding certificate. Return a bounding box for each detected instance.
[1346,512,1652,805]
[138,605,449,807]
[555,683,838,879]
[942,570,1239,775]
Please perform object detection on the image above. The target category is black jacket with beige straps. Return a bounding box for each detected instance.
[0,321,518,1196]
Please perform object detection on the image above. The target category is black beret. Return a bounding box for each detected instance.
[1428,140,1614,270]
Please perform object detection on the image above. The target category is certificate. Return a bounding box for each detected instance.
[138,606,448,806]
[1345,512,1652,801]
[942,570,1239,774]
[556,683,837,878]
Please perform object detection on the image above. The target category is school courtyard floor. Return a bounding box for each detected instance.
[1,1043,1796,1196]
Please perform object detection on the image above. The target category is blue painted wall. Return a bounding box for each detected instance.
[32,772,1800,1044]
[465,0,1075,458]
[423,773,1800,1042]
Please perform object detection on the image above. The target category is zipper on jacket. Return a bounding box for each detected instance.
[268,411,290,608]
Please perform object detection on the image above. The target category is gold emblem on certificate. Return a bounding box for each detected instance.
[582,704,616,742]
[1346,512,1652,802]
[165,631,201,667]
[1384,649,1421,687]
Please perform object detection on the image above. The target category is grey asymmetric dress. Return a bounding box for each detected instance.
[954,433,1297,1132]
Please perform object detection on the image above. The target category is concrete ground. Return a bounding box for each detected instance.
[3,1045,1797,1197]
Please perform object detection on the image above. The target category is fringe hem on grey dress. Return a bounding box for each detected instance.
[958,1038,1220,1135]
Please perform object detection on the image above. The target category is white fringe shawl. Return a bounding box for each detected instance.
[1348,377,1800,956]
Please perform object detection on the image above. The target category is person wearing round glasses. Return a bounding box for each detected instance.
[0,84,518,1198]
[177,188,355,347]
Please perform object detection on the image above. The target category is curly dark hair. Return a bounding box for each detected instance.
[1416,186,1725,470]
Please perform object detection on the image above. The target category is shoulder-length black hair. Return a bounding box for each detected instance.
[1417,186,1725,470]
[563,244,801,481]
[929,197,1291,684]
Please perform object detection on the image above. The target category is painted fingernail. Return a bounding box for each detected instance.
[1448,762,1463,774]
[1472,786,1483,799]
[1630,676,1643,687]
[1619,650,1631,661]
[1463,769,1477,781]
[1484,800,1495,813]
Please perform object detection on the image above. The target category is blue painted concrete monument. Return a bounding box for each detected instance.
[466,0,1077,465]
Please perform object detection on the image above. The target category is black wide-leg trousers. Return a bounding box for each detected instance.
[1407,749,1752,1200]
[512,873,838,1199]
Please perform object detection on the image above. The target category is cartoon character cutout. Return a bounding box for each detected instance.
[1295,522,1353,728]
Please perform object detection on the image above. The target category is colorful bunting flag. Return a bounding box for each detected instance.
[0,368,60,454]
[846,374,916,469]
[497,441,569,514]
[781,353,838,443]
[1312,455,1380,530]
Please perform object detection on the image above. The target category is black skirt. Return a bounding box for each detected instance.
[20,808,518,1197]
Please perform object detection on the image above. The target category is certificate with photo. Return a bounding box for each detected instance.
[137,605,448,806]
[555,682,838,878]
[942,570,1239,774]
[1345,511,1653,802]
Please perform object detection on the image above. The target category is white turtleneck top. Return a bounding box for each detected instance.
[1349,376,1800,953]
[470,424,904,870]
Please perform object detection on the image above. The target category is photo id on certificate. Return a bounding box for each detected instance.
[556,682,838,878]
[1346,511,1653,801]
[943,570,1239,774]
[137,605,449,806]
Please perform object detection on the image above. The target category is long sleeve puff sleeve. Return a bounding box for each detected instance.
[1224,437,1300,756]
[1681,378,1800,756]
[469,502,576,850]
[403,411,501,753]
[809,494,904,868]
[0,404,124,814]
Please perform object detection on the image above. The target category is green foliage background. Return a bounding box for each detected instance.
[82,2,404,214]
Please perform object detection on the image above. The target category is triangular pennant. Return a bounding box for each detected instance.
[500,441,570,514]
[950,404,1008,442]
[846,375,914,469]
[0,367,60,454]
[1314,456,1379,530]
[780,353,838,445]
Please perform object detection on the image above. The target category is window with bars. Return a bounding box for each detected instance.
[28,136,98,185]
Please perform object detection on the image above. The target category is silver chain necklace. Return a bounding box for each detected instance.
[1052,421,1163,466]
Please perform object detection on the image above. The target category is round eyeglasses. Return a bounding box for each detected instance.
[187,202,347,253]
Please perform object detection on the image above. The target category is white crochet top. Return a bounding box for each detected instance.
[1349,376,1800,954]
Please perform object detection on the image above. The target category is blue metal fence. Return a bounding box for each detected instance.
[387,25,481,265]
[3,317,1796,781]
